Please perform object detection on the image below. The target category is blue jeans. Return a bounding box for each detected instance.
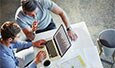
[36,19,56,33]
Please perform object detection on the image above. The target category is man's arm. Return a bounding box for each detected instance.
[12,38,46,49]
[22,28,35,41]
[51,6,78,41]
[15,18,35,40]
[51,6,69,28]
[22,20,38,41]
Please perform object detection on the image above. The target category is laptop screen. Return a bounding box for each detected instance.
[53,25,71,57]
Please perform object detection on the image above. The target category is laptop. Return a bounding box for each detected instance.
[40,24,71,60]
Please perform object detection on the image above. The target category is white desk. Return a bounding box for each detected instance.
[33,22,103,68]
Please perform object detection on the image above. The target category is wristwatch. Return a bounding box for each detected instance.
[67,26,71,31]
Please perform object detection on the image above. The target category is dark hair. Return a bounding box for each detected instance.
[1,21,21,40]
[21,0,36,12]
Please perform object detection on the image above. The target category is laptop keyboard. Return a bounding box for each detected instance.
[46,40,58,58]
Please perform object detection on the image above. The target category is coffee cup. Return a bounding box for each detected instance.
[42,59,51,67]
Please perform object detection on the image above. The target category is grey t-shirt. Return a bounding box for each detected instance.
[15,0,58,30]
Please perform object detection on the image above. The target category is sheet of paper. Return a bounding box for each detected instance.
[59,55,87,68]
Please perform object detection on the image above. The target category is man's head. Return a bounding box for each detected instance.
[1,21,21,41]
[21,0,37,16]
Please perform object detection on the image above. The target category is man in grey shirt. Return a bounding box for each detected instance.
[15,0,77,41]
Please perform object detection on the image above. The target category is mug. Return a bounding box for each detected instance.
[42,59,51,67]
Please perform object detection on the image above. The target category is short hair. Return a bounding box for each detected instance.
[21,0,36,12]
[1,21,21,40]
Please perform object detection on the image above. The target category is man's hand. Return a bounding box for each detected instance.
[32,21,38,32]
[34,51,46,64]
[33,39,46,48]
[67,30,78,41]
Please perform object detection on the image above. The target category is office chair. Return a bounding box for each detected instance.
[97,29,115,68]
